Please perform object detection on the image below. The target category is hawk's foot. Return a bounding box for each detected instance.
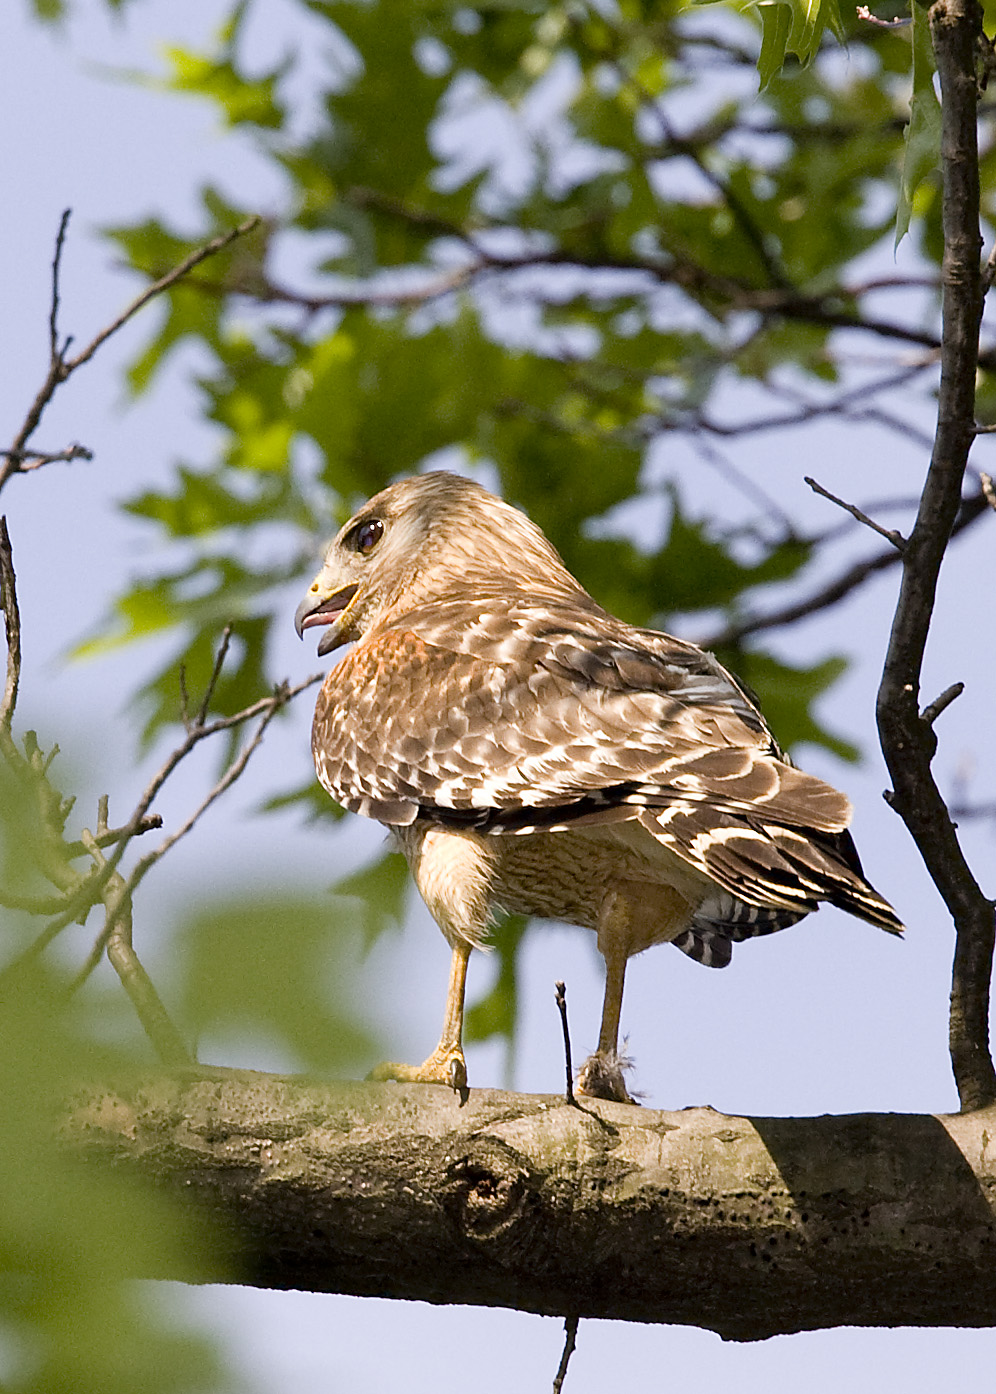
[368,1044,468,1094]
[576,1049,640,1105]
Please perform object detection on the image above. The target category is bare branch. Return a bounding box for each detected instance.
[552,1316,580,1394]
[125,695,291,898]
[921,681,965,726]
[554,982,578,1107]
[76,829,191,1066]
[335,186,980,362]
[856,5,912,26]
[196,625,233,728]
[0,214,261,498]
[877,0,995,1112]
[0,518,21,730]
[65,216,262,376]
[103,671,324,894]
[704,487,989,649]
[48,208,71,361]
[59,651,322,1044]
[805,475,907,549]
[0,443,93,469]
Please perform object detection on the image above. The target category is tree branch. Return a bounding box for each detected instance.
[804,475,907,549]
[0,214,261,498]
[62,1071,996,1340]
[703,488,989,649]
[0,518,21,731]
[876,0,995,1111]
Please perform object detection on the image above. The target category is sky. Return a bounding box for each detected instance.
[3,1,996,1390]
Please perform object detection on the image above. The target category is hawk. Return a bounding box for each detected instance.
[295,472,902,1102]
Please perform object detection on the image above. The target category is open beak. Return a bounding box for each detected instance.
[294,584,359,656]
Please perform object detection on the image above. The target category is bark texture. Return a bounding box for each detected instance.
[63,1069,996,1341]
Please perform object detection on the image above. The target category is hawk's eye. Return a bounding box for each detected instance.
[351,519,384,556]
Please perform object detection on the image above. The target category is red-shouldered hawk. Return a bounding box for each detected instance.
[295,471,902,1102]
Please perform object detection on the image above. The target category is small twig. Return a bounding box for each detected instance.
[127,699,285,890]
[1,898,95,983]
[980,472,996,509]
[62,812,163,858]
[0,444,93,468]
[805,476,907,550]
[555,981,578,1106]
[197,624,233,727]
[185,261,476,314]
[552,1315,580,1394]
[76,830,191,1065]
[704,487,989,649]
[65,217,261,377]
[921,682,965,727]
[856,5,912,26]
[0,518,20,730]
[49,208,71,362]
[0,214,261,497]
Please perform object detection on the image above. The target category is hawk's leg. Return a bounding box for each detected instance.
[369,938,470,1093]
[576,882,692,1104]
[576,934,636,1104]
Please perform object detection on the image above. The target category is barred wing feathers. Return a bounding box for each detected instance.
[312,594,902,943]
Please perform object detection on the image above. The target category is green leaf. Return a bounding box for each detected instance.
[757,1,794,88]
[125,466,291,537]
[334,852,411,950]
[263,779,349,823]
[162,46,286,129]
[721,649,860,761]
[176,894,377,1070]
[465,916,528,1049]
[102,198,269,395]
[693,0,846,79]
[896,0,941,246]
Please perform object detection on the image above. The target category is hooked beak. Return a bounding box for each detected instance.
[294,584,360,656]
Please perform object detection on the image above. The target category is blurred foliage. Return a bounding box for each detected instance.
[0,732,377,1389]
[0,807,234,1393]
[176,894,377,1068]
[6,0,987,1377]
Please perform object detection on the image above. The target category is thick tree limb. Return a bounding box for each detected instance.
[63,1071,996,1342]
[877,0,996,1112]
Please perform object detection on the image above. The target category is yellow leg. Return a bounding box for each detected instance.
[577,892,638,1104]
[369,939,471,1093]
[577,944,636,1103]
[596,945,627,1058]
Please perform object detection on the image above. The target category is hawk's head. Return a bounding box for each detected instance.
[295,471,579,656]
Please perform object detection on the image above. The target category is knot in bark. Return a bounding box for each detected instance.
[444,1136,532,1242]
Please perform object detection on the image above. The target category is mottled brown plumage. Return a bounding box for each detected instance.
[296,472,902,1100]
